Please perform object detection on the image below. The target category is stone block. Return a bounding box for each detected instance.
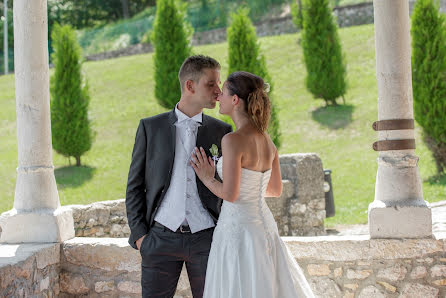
[432,279,446,286]
[60,272,89,295]
[307,264,330,276]
[280,153,324,203]
[368,203,432,238]
[63,238,140,272]
[285,236,444,262]
[430,264,446,278]
[410,266,427,279]
[308,277,341,297]
[344,283,358,291]
[376,264,407,281]
[117,281,141,294]
[334,267,343,278]
[0,208,74,243]
[17,260,34,281]
[40,276,50,291]
[358,285,386,298]
[400,283,439,298]
[95,281,115,293]
[290,201,307,215]
[35,243,60,269]
[376,281,396,293]
[346,269,372,280]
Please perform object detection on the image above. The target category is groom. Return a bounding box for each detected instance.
[126,55,232,297]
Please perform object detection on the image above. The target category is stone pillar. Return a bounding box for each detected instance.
[0,0,74,243]
[440,0,446,14]
[368,0,432,238]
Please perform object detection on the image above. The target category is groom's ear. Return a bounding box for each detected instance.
[185,80,195,94]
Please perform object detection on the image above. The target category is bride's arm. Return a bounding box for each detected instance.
[191,134,242,203]
[265,149,282,197]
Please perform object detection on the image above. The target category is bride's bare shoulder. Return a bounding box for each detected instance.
[222,131,244,145]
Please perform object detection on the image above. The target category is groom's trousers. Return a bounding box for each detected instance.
[140,223,214,298]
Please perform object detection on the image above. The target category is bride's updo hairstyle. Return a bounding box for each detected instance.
[226,71,271,132]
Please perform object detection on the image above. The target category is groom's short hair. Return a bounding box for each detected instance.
[179,55,220,92]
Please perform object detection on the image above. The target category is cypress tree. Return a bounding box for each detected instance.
[291,0,303,30]
[152,0,192,109]
[50,24,93,167]
[301,0,346,106]
[227,8,282,149]
[411,0,446,173]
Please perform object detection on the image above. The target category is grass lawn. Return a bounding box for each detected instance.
[0,24,444,226]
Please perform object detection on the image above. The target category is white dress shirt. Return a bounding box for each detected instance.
[154,104,215,233]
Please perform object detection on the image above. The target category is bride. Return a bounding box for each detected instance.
[191,71,315,298]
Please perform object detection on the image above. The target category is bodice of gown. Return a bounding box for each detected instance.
[216,157,273,224]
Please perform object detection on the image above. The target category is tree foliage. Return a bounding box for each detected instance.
[301,0,347,105]
[152,0,193,109]
[411,0,446,173]
[50,24,94,166]
[227,8,281,148]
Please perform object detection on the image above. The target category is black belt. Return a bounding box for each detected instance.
[153,222,191,233]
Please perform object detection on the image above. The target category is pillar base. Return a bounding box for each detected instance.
[0,207,74,243]
[368,201,432,238]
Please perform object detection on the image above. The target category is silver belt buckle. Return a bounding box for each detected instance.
[180,225,189,233]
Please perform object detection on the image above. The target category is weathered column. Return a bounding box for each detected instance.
[440,0,446,14]
[368,0,432,238]
[0,0,74,243]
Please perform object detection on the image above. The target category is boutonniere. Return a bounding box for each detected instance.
[209,144,220,166]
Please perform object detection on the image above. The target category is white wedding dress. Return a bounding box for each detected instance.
[203,158,315,298]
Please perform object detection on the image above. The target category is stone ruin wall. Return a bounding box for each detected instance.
[2,236,444,297]
[68,153,327,239]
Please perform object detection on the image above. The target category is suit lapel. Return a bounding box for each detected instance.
[196,114,209,151]
[167,109,177,160]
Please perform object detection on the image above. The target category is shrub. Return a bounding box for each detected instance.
[411,0,446,173]
[50,24,93,166]
[301,0,347,106]
[227,8,282,148]
[152,0,193,109]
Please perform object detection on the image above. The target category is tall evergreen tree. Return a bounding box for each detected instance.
[50,24,93,167]
[301,0,346,106]
[152,0,192,109]
[411,0,446,173]
[227,8,282,148]
[291,0,303,30]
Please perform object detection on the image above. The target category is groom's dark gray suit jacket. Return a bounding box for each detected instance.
[126,109,232,249]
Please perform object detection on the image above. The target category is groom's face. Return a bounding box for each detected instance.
[193,68,221,109]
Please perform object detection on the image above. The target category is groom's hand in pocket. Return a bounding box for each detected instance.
[136,234,146,250]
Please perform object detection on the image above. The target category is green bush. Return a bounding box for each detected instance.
[152,0,193,109]
[50,24,93,166]
[227,8,281,148]
[291,0,303,30]
[301,0,347,106]
[411,0,446,173]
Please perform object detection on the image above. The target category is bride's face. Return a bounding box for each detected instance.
[217,82,233,115]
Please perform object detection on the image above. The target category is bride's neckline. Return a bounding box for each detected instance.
[241,167,272,174]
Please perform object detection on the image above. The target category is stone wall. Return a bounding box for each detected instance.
[68,153,326,238]
[286,235,446,297]
[1,235,444,297]
[0,243,60,297]
[56,235,446,297]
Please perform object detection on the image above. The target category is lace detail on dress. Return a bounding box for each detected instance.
[216,157,276,253]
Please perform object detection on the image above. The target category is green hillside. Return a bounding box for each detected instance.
[0,24,444,226]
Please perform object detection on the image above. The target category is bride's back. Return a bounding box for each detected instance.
[235,125,276,173]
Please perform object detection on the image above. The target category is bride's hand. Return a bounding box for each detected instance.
[191,147,215,183]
